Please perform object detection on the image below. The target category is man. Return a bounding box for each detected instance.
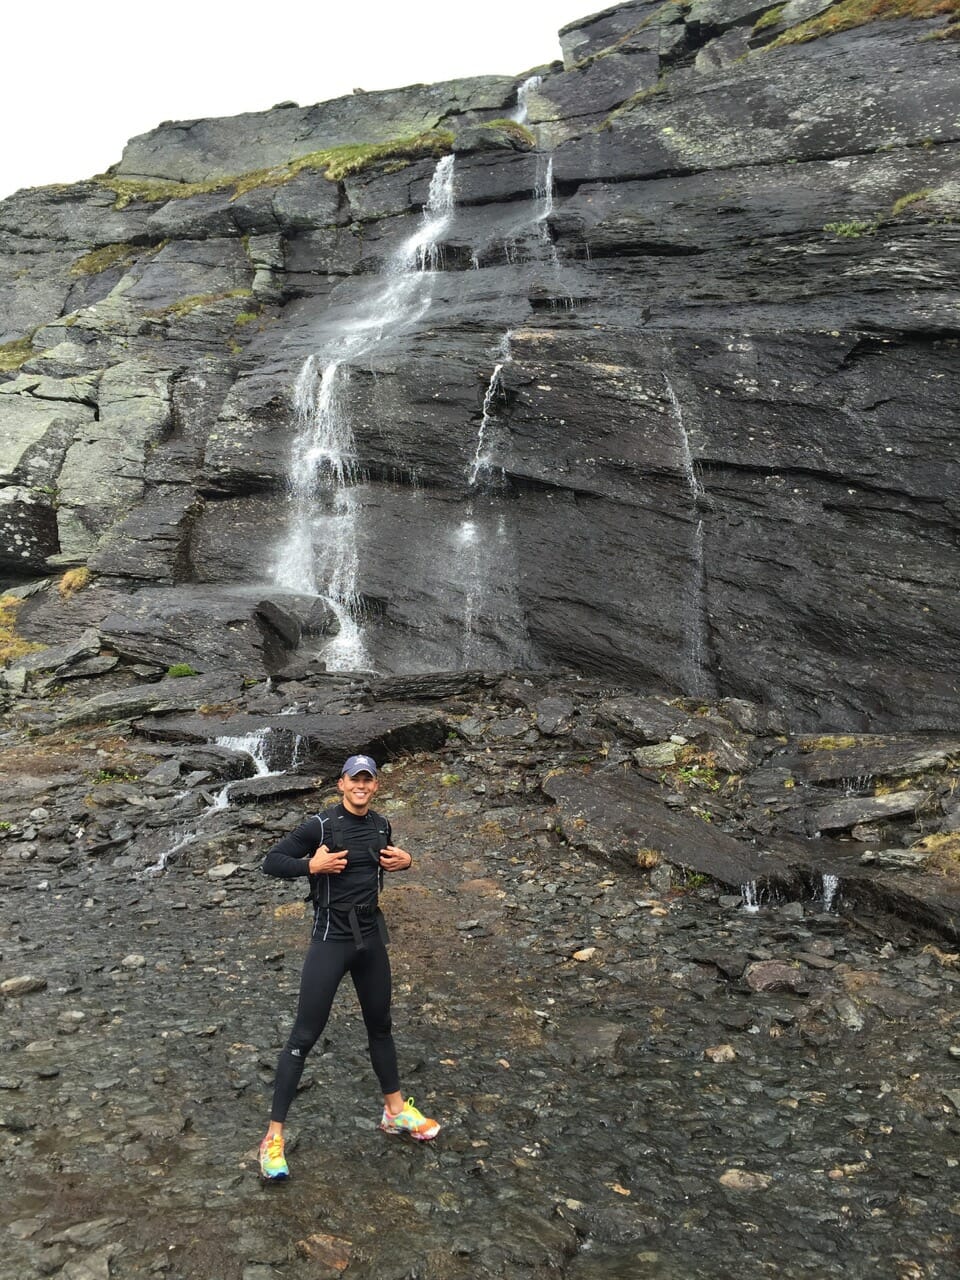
[258,754,440,1180]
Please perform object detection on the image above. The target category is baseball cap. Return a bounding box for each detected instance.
[342,754,378,777]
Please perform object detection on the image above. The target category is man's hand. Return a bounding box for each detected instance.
[308,844,347,874]
[379,844,412,872]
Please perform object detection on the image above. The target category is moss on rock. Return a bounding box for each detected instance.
[95,129,456,209]
[766,0,959,50]
[0,595,46,663]
[69,243,141,277]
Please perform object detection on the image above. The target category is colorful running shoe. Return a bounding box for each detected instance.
[380,1097,440,1141]
[259,1132,289,1179]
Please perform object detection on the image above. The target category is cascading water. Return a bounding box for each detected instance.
[511,75,542,125]
[456,332,531,668]
[821,873,840,912]
[468,363,504,488]
[534,155,562,274]
[453,511,531,669]
[274,156,457,670]
[469,332,512,489]
[215,729,274,779]
[145,729,279,873]
[664,373,714,698]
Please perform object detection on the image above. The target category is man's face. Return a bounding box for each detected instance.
[338,770,378,814]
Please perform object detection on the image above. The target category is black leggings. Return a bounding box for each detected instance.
[270,935,400,1123]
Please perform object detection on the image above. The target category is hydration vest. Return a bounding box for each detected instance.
[307,807,390,948]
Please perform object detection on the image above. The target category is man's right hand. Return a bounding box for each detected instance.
[308,844,347,874]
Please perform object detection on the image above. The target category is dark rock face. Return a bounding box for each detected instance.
[2,2,959,730]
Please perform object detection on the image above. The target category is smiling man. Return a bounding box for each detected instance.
[258,754,440,1180]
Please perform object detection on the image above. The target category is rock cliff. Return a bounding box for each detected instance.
[1,0,958,730]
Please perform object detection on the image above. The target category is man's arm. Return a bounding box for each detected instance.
[262,818,323,878]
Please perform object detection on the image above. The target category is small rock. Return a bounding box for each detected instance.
[573,947,597,962]
[650,865,672,893]
[719,1169,773,1191]
[704,1044,737,1063]
[633,742,682,767]
[295,1231,353,1270]
[207,862,240,879]
[121,954,146,969]
[743,960,809,994]
[1,975,47,997]
[832,997,865,1031]
[7,1217,44,1239]
[143,760,182,786]
[795,951,837,970]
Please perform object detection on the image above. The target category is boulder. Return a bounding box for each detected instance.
[808,790,932,836]
[542,765,797,892]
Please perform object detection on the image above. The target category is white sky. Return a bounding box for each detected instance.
[2,0,594,201]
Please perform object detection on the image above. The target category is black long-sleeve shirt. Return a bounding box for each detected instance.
[262,803,392,942]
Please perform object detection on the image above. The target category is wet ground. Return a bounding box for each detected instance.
[2,752,959,1280]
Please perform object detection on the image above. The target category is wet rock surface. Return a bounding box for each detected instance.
[1,665,958,1279]
[2,2,959,728]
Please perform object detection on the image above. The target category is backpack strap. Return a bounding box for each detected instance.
[306,807,392,947]
[305,808,344,907]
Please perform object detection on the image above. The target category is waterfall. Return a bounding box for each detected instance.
[215,729,274,777]
[144,729,280,874]
[458,519,482,662]
[469,333,512,489]
[404,154,456,272]
[274,155,457,670]
[664,373,713,698]
[665,374,704,502]
[453,512,531,668]
[821,873,840,912]
[535,155,555,225]
[511,74,542,125]
[535,156,561,273]
[741,881,760,913]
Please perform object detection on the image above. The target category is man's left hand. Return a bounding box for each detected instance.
[379,845,412,871]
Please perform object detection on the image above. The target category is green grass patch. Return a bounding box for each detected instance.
[753,4,786,33]
[145,287,253,320]
[766,0,959,49]
[95,129,456,209]
[93,768,139,784]
[0,334,36,372]
[166,662,199,677]
[69,242,140,277]
[891,187,934,215]
[481,119,537,146]
[823,218,880,237]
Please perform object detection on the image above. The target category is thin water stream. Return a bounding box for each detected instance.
[664,373,714,699]
[275,157,457,670]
